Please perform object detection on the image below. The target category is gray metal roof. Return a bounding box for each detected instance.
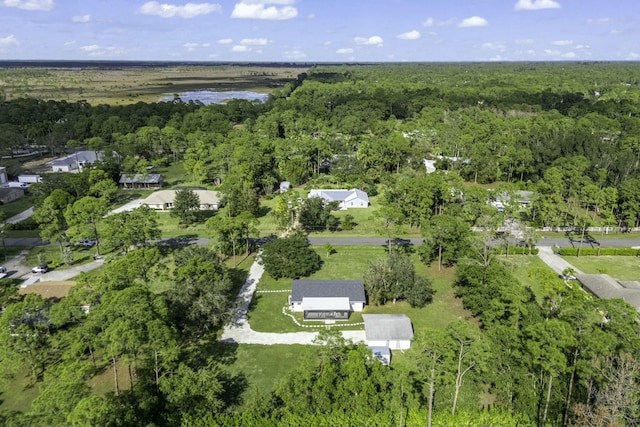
[119,173,162,184]
[577,273,640,311]
[362,314,414,341]
[291,280,365,303]
[51,150,102,166]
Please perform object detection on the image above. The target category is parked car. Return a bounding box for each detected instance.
[32,265,49,274]
[560,273,577,281]
[78,239,96,247]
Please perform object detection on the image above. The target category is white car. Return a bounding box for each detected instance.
[78,239,96,247]
[32,265,49,274]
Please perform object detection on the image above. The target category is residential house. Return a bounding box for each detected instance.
[0,187,25,204]
[362,314,414,351]
[307,188,369,209]
[576,273,640,312]
[18,175,42,184]
[50,150,103,172]
[141,189,220,211]
[119,173,163,189]
[490,190,535,212]
[289,280,366,321]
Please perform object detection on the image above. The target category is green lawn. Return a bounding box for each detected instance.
[221,343,316,403]
[0,196,35,219]
[248,246,473,333]
[497,254,560,302]
[561,255,640,281]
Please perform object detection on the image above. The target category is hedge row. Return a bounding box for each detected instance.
[494,247,539,255]
[557,247,640,256]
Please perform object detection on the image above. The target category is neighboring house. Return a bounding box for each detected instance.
[423,159,437,174]
[490,190,535,212]
[0,187,25,204]
[18,174,42,184]
[119,173,163,189]
[279,181,291,193]
[49,150,103,172]
[363,314,414,351]
[141,189,220,211]
[307,188,369,209]
[576,274,640,312]
[0,167,7,185]
[289,280,366,321]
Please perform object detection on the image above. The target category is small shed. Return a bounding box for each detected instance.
[0,187,25,204]
[290,280,366,321]
[280,181,291,193]
[363,314,414,350]
[119,173,163,189]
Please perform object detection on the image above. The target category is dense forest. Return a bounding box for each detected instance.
[1,62,640,426]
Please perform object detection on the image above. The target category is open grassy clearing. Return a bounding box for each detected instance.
[561,255,640,281]
[498,254,560,302]
[0,196,35,220]
[249,245,473,333]
[220,343,316,405]
[0,65,305,105]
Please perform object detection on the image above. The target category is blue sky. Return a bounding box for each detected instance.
[0,0,637,61]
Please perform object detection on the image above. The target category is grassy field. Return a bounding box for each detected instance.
[0,196,34,220]
[248,245,473,333]
[498,254,561,302]
[0,65,306,105]
[561,255,640,281]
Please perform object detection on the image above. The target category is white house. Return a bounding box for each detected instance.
[141,189,220,211]
[289,280,366,321]
[362,314,414,350]
[50,151,103,172]
[307,188,369,209]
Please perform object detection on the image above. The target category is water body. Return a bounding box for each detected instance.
[160,90,269,105]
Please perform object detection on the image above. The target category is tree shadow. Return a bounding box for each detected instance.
[380,238,415,254]
[256,205,271,219]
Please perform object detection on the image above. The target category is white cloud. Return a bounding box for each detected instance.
[354,35,383,46]
[240,37,267,45]
[231,1,297,20]
[562,51,576,58]
[336,48,353,55]
[575,44,590,50]
[587,17,611,25]
[80,44,100,52]
[64,40,75,46]
[610,29,622,35]
[626,52,639,60]
[422,17,455,27]
[72,14,91,23]
[515,0,561,11]
[552,40,573,46]
[489,55,503,62]
[458,16,488,27]
[3,0,53,11]
[80,45,126,58]
[0,34,18,48]
[397,30,420,40]
[283,50,306,59]
[218,38,233,44]
[323,41,332,46]
[231,45,250,52]
[139,1,221,18]
[543,49,561,56]
[482,42,506,51]
[183,42,209,51]
[515,38,534,44]
[307,12,315,19]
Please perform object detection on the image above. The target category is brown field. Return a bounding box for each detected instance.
[0,65,307,105]
[18,281,76,299]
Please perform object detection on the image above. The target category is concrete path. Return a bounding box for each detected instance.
[536,246,583,275]
[106,199,143,216]
[220,256,366,345]
[5,207,34,224]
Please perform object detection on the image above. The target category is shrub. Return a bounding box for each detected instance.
[558,247,640,256]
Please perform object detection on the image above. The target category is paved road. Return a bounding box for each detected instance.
[23,258,105,282]
[220,256,366,345]
[536,246,582,275]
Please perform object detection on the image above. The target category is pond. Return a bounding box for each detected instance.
[160,90,269,105]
